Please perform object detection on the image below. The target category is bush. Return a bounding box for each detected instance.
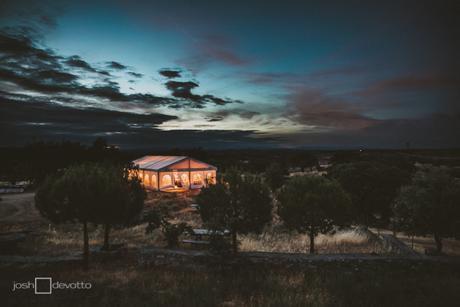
[162,222,190,247]
[144,209,190,247]
[144,209,162,234]
[208,234,233,255]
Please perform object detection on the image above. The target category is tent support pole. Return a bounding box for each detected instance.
[189,159,191,190]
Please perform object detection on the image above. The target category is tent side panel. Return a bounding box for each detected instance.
[140,170,158,190]
[159,171,174,190]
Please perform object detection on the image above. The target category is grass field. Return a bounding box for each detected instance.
[2,192,460,306]
[2,259,460,307]
[1,191,459,256]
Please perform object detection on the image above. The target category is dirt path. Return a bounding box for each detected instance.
[138,246,458,268]
[0,193,41,224]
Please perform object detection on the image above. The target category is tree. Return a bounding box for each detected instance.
[328,161,411,228]
[278,176,351,254]
[35,163,145,268]
[197,169,272,254]
[92,163,145,250]
[265,163,287,192]
[393,165,460,253]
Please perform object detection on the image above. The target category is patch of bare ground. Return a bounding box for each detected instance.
[0,193,40,225]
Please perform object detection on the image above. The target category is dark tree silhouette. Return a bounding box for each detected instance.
[328,161,411,228]
[35,162,145,267]
[93,163,145,250]
[278,176,351,254]
[393,165,460,253]
[0,139,123,185]
[197,169,272,254]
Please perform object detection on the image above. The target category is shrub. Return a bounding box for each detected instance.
[145,209,190,247]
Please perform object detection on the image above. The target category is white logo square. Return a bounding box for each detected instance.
[35,277,52,294]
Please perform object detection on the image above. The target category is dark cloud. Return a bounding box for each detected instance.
[164,80,243,108]
[106,61,127,70]
[165,81,199,98]
[309,66,366,79]
[359,74,460,96]
[0,67,78,94]
[65,56,93,70]
[1,95,176,131]
[0,29,242,110]
[0,29,56,61]
[159,68,182,79]
[177,34,250,72]
[0,95,273,149]
[205,109,260,122]
[127,71,143,78]
[244,72,295,85]
[243,67,365,87]
[197,35,250,66]
[0,0,62,30]
[286,89,378,130]
[280,113,460,149]
[64,55,98,73]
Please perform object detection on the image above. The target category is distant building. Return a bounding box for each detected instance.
[132,156,217,192]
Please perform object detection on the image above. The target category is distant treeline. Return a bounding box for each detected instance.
[0,138,123,184]
[1,138,460,184]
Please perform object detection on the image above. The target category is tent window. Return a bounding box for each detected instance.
[173,173,183,187]
[181,173,189,186]
[192,173,202,185]
[162,174,172,187]
[144,173,150,186]
[206,172,214,184]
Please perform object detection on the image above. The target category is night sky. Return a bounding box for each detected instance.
[1,0,459,149]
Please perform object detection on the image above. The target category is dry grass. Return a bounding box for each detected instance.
[374,229,460,256]
[240,228,385,254]
[6,190,385,256]
[2,259,460,307]
[4,191,459,256]
[39,223,168,254]
[3,192,460,306]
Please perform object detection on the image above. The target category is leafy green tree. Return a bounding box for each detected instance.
[35,163,145,267]
[278,176,351,254]
[197,169,272,253]
[328,161,411,228]
[393,165,460,253]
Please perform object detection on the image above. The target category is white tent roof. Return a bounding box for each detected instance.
[133,155,216,171]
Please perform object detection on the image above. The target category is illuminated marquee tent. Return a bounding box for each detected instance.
[133,156,217,191]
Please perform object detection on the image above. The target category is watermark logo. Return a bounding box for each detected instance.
[12,277,92,294]
[35,277,52,294]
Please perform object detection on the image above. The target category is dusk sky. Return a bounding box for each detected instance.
[1,0,459,149]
